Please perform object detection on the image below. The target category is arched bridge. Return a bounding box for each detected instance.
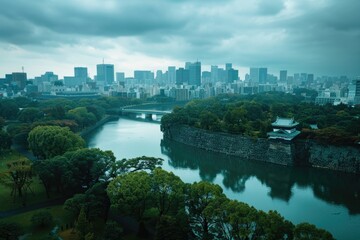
[120,108,171,120]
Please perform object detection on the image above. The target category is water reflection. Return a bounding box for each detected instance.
[161,139,360,214]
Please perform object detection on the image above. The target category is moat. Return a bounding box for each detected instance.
[86,117,360,240]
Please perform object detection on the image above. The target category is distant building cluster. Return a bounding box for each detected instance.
[0,62,359,105]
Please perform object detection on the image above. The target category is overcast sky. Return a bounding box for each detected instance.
[1,0,359,79]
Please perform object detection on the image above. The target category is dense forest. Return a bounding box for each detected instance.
[0,96,142,150]
[161,92,360,145]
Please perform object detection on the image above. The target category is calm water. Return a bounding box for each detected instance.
[87,118,360,240]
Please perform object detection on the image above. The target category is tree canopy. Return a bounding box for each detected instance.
[28,125,85,159]
[106,170,335,240]
[161,93,360,144]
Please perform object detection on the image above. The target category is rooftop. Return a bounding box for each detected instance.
[272,117,299,128]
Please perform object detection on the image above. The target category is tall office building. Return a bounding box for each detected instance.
[176,68,189,85]
[42,72,58,82]
[250,68,259,84]
[96,64,114,85]
[259,68,268,84]
[211,65,219,83]
[307,74,314,85]
[280,70,287,82]
[74,67,88,78]
[225,63,232,71]
[202,71,211,84]
[116,72,125,82]
[225,63,238,83]
[189,61,201,86]
[155,70,164,85]
[134,70,154,84]
[12,72,27,90]
[168,66,176,85]
[64,67,88,87]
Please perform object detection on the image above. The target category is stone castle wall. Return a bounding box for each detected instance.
[162,125,360,174]
[163,125,295,166]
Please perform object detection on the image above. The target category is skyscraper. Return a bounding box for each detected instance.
[168,66,176,85]
[176,68,189,85]
[225,63,238,83]
[211,65,219,83]
[225,63,232,71]
[250,68,259,84]
[116,72,125,82]
[259,68,267,84]
[134,70,154,84]
[280,70,287,82]
[12,72,27,90]
[155,70,164,85]
[74,67,88,78]
[96,64,114,85]
[189,61,201,86]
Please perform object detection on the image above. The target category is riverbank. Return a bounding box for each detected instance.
[162,124,360,174]
[80,115,119,138]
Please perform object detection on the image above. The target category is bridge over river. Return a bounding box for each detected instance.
[119,108,171,120]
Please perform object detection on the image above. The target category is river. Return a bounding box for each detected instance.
[86,117,360,240]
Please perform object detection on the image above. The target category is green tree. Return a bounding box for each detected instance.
[34,156,69,197]
[0,116,5,129]
[155,215,188,240]
[199,111,221,131]
[63,148,116,191]
[151,168,185,216]
[64,194,87,217]
[0,221,24,240]
[75,207,93,240]
[0,130,12,151]
[17,107,43,123]
[114,156,163,175]
[0,99,19,120]
[64,183,110,221]
[66,107,97,129]
[43,105,66,120]
[186,181,226,240]
[262,210,294,240]
[0,159,33,204]
[31,211,53,228]
[102,221,123,240]
[205,199,258,240]
[294,222,334,240]
[86,105,105,121]
[107,171,152,236]
[28,125,85,159]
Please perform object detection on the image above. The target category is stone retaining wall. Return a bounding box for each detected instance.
[163,125,295,166]
[162,125,360,174]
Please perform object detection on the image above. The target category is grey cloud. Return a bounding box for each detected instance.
[256,0,285,15]
[0,0,188,44]
[0,0,359,76]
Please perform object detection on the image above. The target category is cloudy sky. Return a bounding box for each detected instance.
[1,0,359,79]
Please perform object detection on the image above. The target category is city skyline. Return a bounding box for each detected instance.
[1,0,359,78]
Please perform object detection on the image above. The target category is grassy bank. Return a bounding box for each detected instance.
[3,205,74,240]
[0,151,60,211]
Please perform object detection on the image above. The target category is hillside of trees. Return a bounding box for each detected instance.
[161,92,360,145]
[0,96,142,149]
